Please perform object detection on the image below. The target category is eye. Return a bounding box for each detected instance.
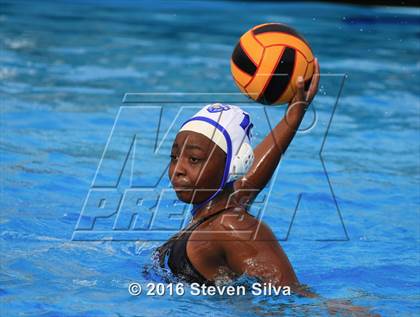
[170,154,178,162]
[189,156,201,164]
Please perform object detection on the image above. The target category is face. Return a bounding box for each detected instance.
[169,131,226,204]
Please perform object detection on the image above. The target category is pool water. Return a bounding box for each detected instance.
[1,0,419,316]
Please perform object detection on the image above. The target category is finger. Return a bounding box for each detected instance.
[314,57,320,75]
[295,75,305,103]
[306,58,320,102]
[310,58,320,92]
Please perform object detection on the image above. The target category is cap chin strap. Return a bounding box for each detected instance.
[191,142,254,216]
[190,181,235,216]
[183,116,232,216]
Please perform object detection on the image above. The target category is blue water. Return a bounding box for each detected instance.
[1,0,419,316]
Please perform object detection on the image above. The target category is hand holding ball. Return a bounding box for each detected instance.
[231,23,315,105]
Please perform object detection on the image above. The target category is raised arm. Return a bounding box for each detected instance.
[233,59,320,206]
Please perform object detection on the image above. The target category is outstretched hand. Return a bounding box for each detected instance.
[235,58,320,204]
[290,58,320,107]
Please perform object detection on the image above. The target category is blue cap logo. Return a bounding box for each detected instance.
[207,103,231,113]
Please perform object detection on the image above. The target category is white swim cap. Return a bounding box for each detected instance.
[179,103,254,211]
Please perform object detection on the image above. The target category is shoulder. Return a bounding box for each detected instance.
[211,207,275,241]
[211,207,257,230]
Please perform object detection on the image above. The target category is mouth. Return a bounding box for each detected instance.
[172,184,195,203]
[172,182,193,192]
[173,186,193,192]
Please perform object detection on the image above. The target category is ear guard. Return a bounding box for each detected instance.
[228,141,255,182]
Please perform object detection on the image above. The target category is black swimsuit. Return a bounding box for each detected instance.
[154,208,229,285]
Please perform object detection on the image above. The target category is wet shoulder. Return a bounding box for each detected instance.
[209,208,259,234]
[210,208,276,241]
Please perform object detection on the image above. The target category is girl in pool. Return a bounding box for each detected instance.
[155,60,320,288]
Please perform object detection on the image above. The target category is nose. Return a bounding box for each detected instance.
[174,162,186,177]
[172,157,187,179]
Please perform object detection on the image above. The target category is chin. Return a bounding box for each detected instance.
[174,189,214,205]
[174,190,194,203]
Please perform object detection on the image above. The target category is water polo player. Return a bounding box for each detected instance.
[155,60,320,287]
